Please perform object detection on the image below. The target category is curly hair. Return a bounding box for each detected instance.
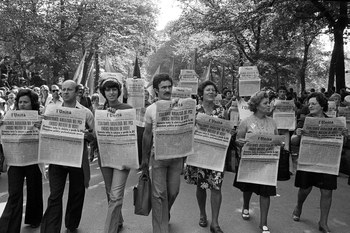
[15,89,40,111]
[308,92,328,112]
[197,80,218,100]
[153,73,173,90]
[248,91,269,113]
[99,78,122,99]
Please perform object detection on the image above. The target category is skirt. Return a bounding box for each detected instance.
[294,170,337,190]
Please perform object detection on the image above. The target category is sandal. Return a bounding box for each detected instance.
[241,209,250,220]
[199,216,208,227]
[292,207,301,222]
[210,225,224,233]
[260,225,270,233]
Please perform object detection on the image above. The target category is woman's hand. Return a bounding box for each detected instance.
[235,138,247,147]
[107,107,117,114]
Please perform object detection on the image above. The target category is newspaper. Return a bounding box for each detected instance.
[172,87,192,99]
[1,111,39,166]
[338,107,350,130]
[237,98,253,121]
[38,106,86,167]
[238,66,260,80]
[95,109,139,170]
[237,134,284,186]
[126,78,145,108]
[178,78,198,95]
[186,113,234,172]
[154,98,196,160]
[273,100,296,130]
[238,80,261,97]
[326,101,337,118]
[297,117,346,175]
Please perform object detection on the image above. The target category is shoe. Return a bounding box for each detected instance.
[29,223,40,228]
[318,222,331,233]
[118,223,123,231]
[210,225,224,233]
[292,207,301,222]
[198,216,208,227]
[241,209,250,220]
[66,228,77,233]
[260,225,270,233]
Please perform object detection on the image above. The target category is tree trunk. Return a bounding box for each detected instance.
[299,43,310,93]
[94,44,100,92]
[334,2,347,92]
[328,44,336,92]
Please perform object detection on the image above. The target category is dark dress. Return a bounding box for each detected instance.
[294,114,337,190]
[233,114,278,197]
[184,104,226,190]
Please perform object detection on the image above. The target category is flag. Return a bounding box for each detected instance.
[85,61,95,95]
[169,57,175,78]
[105,56,118,73]
[72,51,87,84]
[202,62,211,81]
[133,56,141,79]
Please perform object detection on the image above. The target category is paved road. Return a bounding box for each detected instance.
[1,160,349,233]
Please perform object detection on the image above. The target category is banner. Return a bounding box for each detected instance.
[38,106,86,167]
[95,109,138,170]
[1,111,39,166]
[273,100,296,130]
[172,87,192,99]
[154,98,196,160]
[126,78,145,108]
[237,134,284,186]
[297,117,345,175]
[186,113,234,172]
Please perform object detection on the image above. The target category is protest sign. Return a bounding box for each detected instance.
[1,111,39,166]
[297,117,345,175]
[38,106,85,167]
[136,108,146,127]
[100,72,124,103]
[237,98,253,121]
[237,134,284,186]
[126,78,145,108]
[172,87,192,99]
[272,100,296,130]
[186,113,234,172]
[95,109,139,169]
[154,98,196,160]
[229,104,239,127]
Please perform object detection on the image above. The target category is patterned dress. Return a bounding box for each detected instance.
[184,104,226,190]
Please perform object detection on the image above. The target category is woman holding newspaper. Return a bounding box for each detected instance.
[233,91,278,233]
[185,80,229,233]
[0,89,43,232]
[97,78,133,233]
[291,92,347,233]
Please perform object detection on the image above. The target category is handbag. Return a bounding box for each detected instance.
[277,148,290,181]
[133,168,152,216]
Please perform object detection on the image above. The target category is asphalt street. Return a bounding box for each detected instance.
[0,159,349,233]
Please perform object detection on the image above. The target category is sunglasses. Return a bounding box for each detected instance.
[52,90,59,92]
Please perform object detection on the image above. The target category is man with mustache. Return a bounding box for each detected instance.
[141,73,183,233]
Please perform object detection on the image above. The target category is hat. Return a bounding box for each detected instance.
[41,85,49,91]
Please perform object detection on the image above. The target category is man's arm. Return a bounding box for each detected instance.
[141,122,153,168]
